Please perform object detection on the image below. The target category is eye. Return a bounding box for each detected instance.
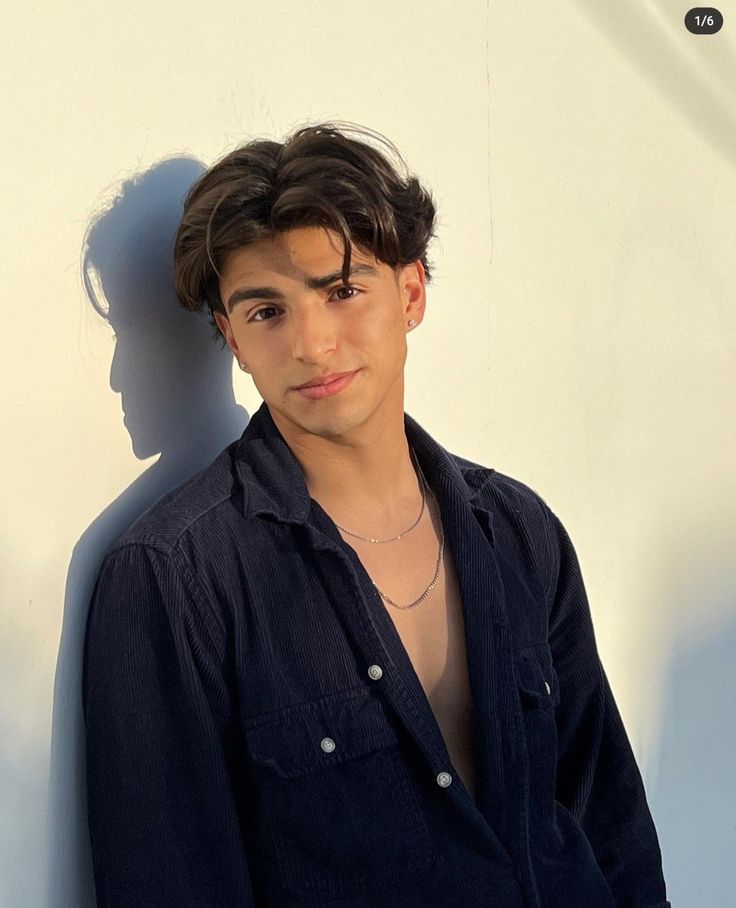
[249,306,282,323]
[330,284,361,301]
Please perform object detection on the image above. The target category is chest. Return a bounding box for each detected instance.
[227,495,546,806]
[347,521,478,802]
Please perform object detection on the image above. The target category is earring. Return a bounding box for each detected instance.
[238,361,249,372]
[407,319,417,329]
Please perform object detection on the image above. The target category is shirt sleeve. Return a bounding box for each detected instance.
[82,542,256,908]
[545,511,670,908]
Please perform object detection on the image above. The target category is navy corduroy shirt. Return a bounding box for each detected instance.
[83,402,669,907]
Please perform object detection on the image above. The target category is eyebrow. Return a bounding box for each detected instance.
[225,264,379,313]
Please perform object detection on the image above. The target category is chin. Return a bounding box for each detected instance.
[281,399,370,440]
[305,410,366,439]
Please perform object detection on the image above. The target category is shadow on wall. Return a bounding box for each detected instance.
[649,523,736,907]
[47,158,248,908]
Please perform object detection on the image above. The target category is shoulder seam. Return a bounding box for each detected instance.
[115,486,240,553]
[100,540,227,662]
[170,546,227,662]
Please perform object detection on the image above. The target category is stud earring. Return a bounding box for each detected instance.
[407,319,417,329]
[238,361,249,372]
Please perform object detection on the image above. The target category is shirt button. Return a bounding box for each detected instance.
[368,664,383,680]
[320,737,336,753]
[436,771,453,788]
[544,681,551,695]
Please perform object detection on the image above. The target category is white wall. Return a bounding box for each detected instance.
[1,1,733,904]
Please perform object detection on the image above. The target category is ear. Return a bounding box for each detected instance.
[214,311,240,359]
[399,260,427,328]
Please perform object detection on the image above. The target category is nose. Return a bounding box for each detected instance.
[290,302,337,364]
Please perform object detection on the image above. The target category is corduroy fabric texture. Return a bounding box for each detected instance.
[83,401,670,907]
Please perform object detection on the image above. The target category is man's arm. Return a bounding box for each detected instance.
[545,510,670,908]
[83,542,255,907]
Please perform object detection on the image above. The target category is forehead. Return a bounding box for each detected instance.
[219,227,378,289]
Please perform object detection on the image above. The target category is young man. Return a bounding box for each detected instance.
[83,122,670,907]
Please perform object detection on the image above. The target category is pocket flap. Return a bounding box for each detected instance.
[517,643,561,708]
[245,688,399,779]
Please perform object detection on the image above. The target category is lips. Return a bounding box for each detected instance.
[294,370,359,400]
[295,371,356,390]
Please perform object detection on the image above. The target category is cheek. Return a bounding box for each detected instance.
[376,318,407,357]
[238,332,287,382]
[234,326,268,359]
[354,309,404,346]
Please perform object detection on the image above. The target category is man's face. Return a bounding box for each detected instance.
[215,226,426,443]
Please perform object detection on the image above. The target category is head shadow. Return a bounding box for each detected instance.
[47,156,247,908]
[84,155,245,462]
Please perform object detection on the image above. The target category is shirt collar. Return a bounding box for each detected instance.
[234,401,480,524]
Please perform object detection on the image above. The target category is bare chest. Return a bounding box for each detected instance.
[347,518,478,802]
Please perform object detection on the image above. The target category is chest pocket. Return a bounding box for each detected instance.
[515,643,561,824]
[244,685,436,901]
[516,643,560,711]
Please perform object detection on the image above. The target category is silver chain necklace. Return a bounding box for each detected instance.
[333,452,445,610]
[332,449,427,543]
[372,499,445,610]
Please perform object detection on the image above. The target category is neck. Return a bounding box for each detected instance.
[269,399,424,537]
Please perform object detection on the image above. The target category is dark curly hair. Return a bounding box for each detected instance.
[172,120,437,332]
